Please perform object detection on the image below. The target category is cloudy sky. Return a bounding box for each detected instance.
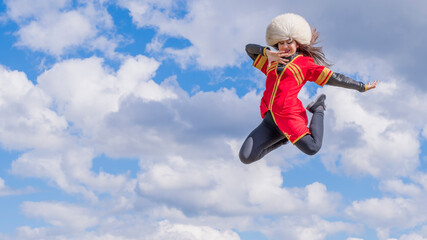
[0,0,427,239]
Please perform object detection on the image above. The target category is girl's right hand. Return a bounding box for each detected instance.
[265,49,289,66]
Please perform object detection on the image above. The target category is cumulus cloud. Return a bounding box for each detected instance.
[151,220,240,240]
[11,147,134,202]
[345,196,427,240]
[21,201,99,230]
[36,55,171,130]
[16,10,96,55]
[5,0,120,57]
[136,156,341,217]
[0,65,68,150]
[344,172,427,239]
[259,215,359,240]
[10,214,240,240]
[319,52,425,179]
[116,0,280,69]
[379,179,422,197]
[346,197,427,229]
[6,54,173,201]
[398,233,427,240]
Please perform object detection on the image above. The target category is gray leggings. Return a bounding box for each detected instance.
[239,110,324,164]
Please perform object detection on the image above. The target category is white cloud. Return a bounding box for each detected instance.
[398,233,427,240]
[323,88,420,177]
[11,146,136,202]
[16,11,96,55]
[10,214,241,240]
[151,220,240,240]
[260,215,359,240]
[91,85,260,160]
[5,0,120,57]
[379,179,422,197]
[36,55,173,131]
[13,228,138,240]
[320,53,425,179]
[21,201,99,230]
[4,0,70,21]
[0,65,68,150]
[117,0,281,69]
[346,197,427,231]
[136,155,341,217]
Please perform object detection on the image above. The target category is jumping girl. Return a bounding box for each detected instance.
[239,13,378,164]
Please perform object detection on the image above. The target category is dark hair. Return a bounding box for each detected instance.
[298,28,332,68]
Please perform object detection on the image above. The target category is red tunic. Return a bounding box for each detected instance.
[253,54,333,144]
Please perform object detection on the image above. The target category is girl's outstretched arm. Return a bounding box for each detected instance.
[326,72,378,92]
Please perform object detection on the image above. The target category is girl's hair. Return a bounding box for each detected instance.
[298,28,332,68]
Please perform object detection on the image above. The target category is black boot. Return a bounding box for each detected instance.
[306,94,326,113]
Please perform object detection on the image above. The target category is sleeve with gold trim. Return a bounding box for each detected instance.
[304,57,333,86]
[252,55,269,75]
[246,44,270,75]
[246,44,268,60]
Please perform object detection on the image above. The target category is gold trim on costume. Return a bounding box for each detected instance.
[315,67,333,86]
[292,132,309,144]
[268,55,301,110]
[253,55,268,71]
[263,47,269,57]
[288,63,304,85]
[267,62,278,75]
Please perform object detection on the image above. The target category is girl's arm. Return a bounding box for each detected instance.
[246,44,269,61]
[326,73,378,92]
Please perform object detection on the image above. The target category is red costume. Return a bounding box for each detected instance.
[253,54,333,143]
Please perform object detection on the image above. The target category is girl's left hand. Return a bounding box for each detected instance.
[366,80,379,91]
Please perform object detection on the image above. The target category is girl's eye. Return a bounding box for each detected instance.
[287,40,293,44]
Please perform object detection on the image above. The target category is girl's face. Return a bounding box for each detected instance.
[277,39,299,57]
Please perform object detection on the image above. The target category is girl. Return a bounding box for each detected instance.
[239,13,378,164]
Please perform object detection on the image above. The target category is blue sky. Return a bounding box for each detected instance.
[1,0,427,240]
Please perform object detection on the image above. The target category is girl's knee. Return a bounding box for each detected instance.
[239,137,255,164]
[304,144,322,155]
[239,155,255,164]
[296,138,322,155]
[305,148,319,155]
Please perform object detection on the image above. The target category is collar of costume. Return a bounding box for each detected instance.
[278,52,299,68]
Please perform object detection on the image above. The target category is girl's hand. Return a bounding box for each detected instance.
[365,80,379,91]
[265,49,289,67]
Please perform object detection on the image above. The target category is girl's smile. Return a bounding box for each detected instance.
[277,39,299,57]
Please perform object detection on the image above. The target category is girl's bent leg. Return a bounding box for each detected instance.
[295,110,324,155]
[239,112,288,164]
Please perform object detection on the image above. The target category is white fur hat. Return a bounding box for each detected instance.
[266,13,312,46]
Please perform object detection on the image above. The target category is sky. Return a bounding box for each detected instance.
[0,0,427,240]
